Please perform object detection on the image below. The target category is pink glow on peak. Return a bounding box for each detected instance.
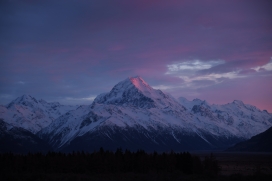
[130,76,146,84]
[129,76,152,91]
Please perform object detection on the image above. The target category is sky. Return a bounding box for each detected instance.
[0,0,272,112]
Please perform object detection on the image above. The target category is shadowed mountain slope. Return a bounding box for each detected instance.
[227,126,272,152]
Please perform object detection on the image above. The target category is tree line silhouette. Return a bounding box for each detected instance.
[0,148,220,176]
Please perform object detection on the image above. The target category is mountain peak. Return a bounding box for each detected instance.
[128,76,153,93]
[232,100,244,106]
[105,76,154,98]
[178,97,210,110]
[18,94,32,100]
[93,76,156,108]
[7,94,39,108]
[16,94,36,101]
[93,76,181,109]
[129,76,150,86]
[192,98,208,105]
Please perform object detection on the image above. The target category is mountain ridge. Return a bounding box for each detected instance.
[0,95,78,134]
[38,77,272,152]
[1,76,272,152]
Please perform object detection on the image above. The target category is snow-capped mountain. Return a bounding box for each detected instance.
[178,97,272,138]
[38,76,272,152]
[2,76,272,152]
[94,77,186,111]
[38,77,193,150]
[0,95,78,134]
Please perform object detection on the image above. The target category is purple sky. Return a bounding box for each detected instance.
[1,0,272,112]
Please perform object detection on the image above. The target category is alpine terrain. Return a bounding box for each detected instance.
[0,95,77,134]
[1,76,272,153]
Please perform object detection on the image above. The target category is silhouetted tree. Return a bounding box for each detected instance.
[0,148,210,176]
[203,153,221,177]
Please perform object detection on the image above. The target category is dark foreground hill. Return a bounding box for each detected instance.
[0,119,52,153]
[227,126,272,152]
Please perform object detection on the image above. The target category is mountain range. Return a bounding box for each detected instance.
[1,76,272,153]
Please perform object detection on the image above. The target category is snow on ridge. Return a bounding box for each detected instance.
[0,95,79,134]
[93,77,186,112]
[1,77,272,150]
[178,96,272,138]
[178,97,210,111]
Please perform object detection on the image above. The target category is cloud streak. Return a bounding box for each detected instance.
[166,60,225,72]
[165,60,243,84]
[252,58,272,72]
